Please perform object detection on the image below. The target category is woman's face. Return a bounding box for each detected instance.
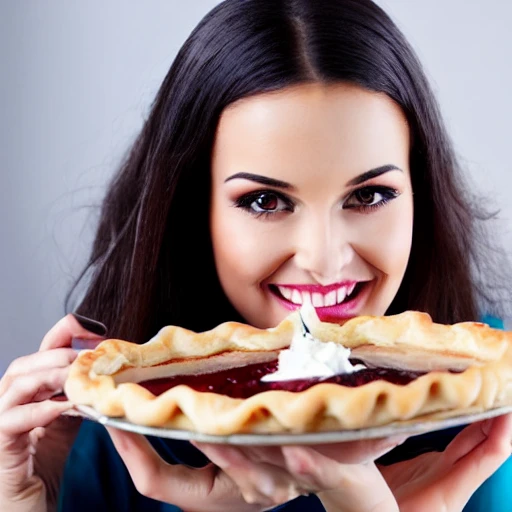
[210,82,413,329]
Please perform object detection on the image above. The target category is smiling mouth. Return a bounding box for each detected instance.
[268,282,367,308]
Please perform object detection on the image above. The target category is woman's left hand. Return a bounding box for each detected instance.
[192,438,402,512]
[379,413,512,512]
[107,427,405,511]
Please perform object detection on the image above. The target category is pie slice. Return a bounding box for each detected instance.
[64,308,512,435]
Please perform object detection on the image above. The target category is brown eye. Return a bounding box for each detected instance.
[254,192,279,211]
[234,189,294,216]
[343,186,399,211]
[354,189,376,205]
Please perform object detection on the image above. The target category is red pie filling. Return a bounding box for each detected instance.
[139,360,428,399]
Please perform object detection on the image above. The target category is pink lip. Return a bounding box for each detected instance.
[272,281,359,294]
[269,281,372,323]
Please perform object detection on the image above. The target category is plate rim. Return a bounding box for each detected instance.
[72,404,512,445]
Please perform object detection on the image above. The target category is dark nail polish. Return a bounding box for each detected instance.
[72,313,107,336]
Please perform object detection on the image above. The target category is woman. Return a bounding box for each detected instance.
[1,0,511,510]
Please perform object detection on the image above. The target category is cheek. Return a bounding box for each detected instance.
[349,197,414,278]
[210,208,288,285]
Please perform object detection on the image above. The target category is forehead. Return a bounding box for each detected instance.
[212,82,410,182]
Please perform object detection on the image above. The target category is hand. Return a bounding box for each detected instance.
[380,413,512,512]
[0,314,105,512]
[107,427,406,511]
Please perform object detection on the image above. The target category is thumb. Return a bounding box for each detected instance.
[442,413,512,492]
[105,427,218,509]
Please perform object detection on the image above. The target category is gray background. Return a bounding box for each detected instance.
[1,1,510,373]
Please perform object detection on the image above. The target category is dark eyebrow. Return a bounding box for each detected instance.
[346,165,402,186]
[224,172,293,190]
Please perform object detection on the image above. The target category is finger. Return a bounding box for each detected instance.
[0,367,69,414]
[310,435,408,465]
[71,338,104,351]
[442,420,491,465]
[0,400,74,438]
[29,426,46,445]
[208,436,407,469]
[39,313,106,352]
[232,445,286,467]
[106,427,221,508]
[419,414,512,512]
[195,443,302,507]
[282,445,362,490]
[1,349,77,388]
[444,413,512,493]
[282,446,399,512]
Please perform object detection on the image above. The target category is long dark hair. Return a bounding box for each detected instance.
[67,0,511,342]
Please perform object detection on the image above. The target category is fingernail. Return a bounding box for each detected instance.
[360,435,409,464]
[283,447,313,475]
[72,313,107,336]
[259,473,276,498]
[481,418,494,437]
[55,400,75,411]
[71,338,104,351]
[388,435,408,446]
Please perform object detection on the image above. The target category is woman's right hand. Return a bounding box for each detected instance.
[0,314,105,512]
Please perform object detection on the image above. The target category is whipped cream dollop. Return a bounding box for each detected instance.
[261,302,365,382]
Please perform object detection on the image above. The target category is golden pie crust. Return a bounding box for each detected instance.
[64,311,512,435]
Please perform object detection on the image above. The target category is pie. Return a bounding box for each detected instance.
[64,308,512,435]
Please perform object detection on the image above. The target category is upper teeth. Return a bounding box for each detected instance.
[277,283,357,306]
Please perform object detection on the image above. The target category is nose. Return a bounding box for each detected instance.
[293,214,354,284]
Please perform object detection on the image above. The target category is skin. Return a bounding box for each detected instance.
[210,82,414,328]
[0,83,511,511]
[0,316,104,512]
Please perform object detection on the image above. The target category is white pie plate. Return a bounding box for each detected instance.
[68,404,512,445]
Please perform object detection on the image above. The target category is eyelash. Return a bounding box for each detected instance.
[343,186,400,213]
[233,186,400,219]
[233,190,295,219]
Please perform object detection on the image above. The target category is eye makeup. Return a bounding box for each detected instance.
[232,184,400,219]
